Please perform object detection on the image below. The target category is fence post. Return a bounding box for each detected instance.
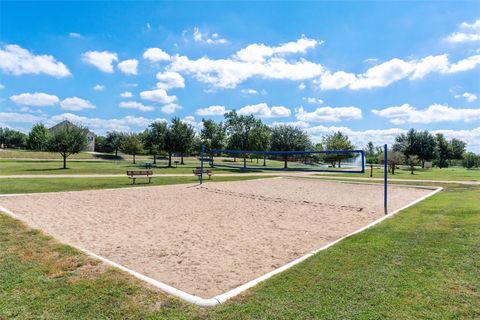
[384,144,388,215]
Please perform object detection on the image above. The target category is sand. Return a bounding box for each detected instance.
[0,177,434,298]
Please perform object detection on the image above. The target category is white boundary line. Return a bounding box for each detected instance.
[0,180,443,307]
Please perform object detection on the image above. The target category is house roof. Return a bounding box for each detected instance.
[49,120,95,136]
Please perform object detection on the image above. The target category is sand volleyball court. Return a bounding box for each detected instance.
[0,177,436,298]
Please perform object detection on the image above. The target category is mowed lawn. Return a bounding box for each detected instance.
[318,166,480,181]
[0,181,478,319]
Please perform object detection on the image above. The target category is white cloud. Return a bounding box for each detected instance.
[238,102,291,118]
[372,103,480,124]
[69,32,81,38]
[193,27,228,45]
[119,101,154,112]
[318,54,480,90]
[10,92,59,106]
[234,35,319,63]
[241,88,259,95]
[0,84,4,89]
[143,48,171,62]
[455,92,477,102]
[445,19,480,43]
[363,58,379,63]
[160,103,182,114]
[120,91,133,98]
[117,59,138,75]
[196,105,228,116]
[303,97,324,105]
[93,84,105,91]
[271,120,311,128]
[81,50,118,73]
[48,113,166,133]
[0,44,71,77]
[60,97,96,111]
[156,71,185,89]
[296,106,362,122]
[298,83,306,90]
[139,88,176,104]
[0,112,46,123]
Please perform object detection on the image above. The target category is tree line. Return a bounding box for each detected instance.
[1,113,478,170]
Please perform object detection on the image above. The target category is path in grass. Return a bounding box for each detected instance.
[0,182,478,319]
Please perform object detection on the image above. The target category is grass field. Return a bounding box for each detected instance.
[1,182,478,319]
[318,166,480,181]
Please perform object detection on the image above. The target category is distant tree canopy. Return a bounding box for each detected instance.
[105,131,125,157]
[462,152,480,169]
[0,127,27,148]
[142,121,168,164]
[393,129,436,170]
[200,119,226,152]
[320,131,355,167]
[27,123,51,151]
[120,133,143,164]
[47,123,87,169]
[270,125,311,168]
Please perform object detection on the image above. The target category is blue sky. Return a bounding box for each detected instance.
[1,1,480,150]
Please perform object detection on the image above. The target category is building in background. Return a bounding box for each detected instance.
[49,120,95,152]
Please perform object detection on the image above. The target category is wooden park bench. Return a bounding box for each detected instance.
[126,170,153,184]
[193,167,213,179]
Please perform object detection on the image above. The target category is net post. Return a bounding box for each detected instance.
[361,150,365,173]
[384,144,388,215]
[200,144,204,185]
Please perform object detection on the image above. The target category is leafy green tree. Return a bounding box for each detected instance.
[47,123,87,169]
[120,133,143,164]
[200,119,226,152]
[270,125,311,168]
[435,133,451,168]
[379,150,405,175]
[365,141,382,164]
[321,131,355,167]
[449,138,466,160]
[170,118,195,165]
[249,123,271,165]
[27,123,51,151]
[94,136,114,153]
[105,131,125,157]
[417,131,437,168]
[142,121,168,164]
[0,127,27,148]
[462,152,480,169]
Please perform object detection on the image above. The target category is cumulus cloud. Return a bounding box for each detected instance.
[241,88,259,95]
[143,48,170,62]
[271,120,311,128]
[160,103,182,114]
[298,83,306,90]
[168,36,323,89]
[139,88,176,104]
[196,105,228,116]
[81,50,118,73]
[296,106,362,122]
[60,97,96,111]
[117,59,138,75]
[318,54,480,90]
[238,103,291,118]
[93,84,105,91]
[455,92,477,102]
[10,92,59,106]
[445,19,480,43]
[193,27,228,45]
[119,101,154,112]
[69,32,81,38]
[0,44,71,77]
[0,112,46,123]
[372,103,480,124]
[156,71,185,90]
[302,97,324,105]
[120,91,133,98]
[0,84,4,89]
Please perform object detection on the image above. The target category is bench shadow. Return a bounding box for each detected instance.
[25,168,71,172]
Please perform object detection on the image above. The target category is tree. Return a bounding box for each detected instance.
[393,129,423,174]
[417,131,436,168]
[200,119,226,152]
[249,123,271,165]
[450,138,466,160]
[170,118,195,165]
[120,133,143,164]
[0,127,27,148]
[462,152,480,169]
[379,150,405,175]
[224,110,264,168]
[47,123,87,169]
[407,155,419,175]
[365,141,382,164]
[270,125,311,168]
[142,121,168,164]
[105,131,125,157]
[94,136,114,153]
[435,133,451,168]
[321,131,355,167]
[27,123,51,151]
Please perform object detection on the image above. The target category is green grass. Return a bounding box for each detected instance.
[0,175,269,194]
[0,149,105,160]
[319,166,480,181]
[0,182,478,319]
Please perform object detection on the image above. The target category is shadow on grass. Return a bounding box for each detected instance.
[25,167,72,172]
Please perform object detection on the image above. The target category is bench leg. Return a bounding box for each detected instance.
[133,178,136,185]
[149,177,152,184]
